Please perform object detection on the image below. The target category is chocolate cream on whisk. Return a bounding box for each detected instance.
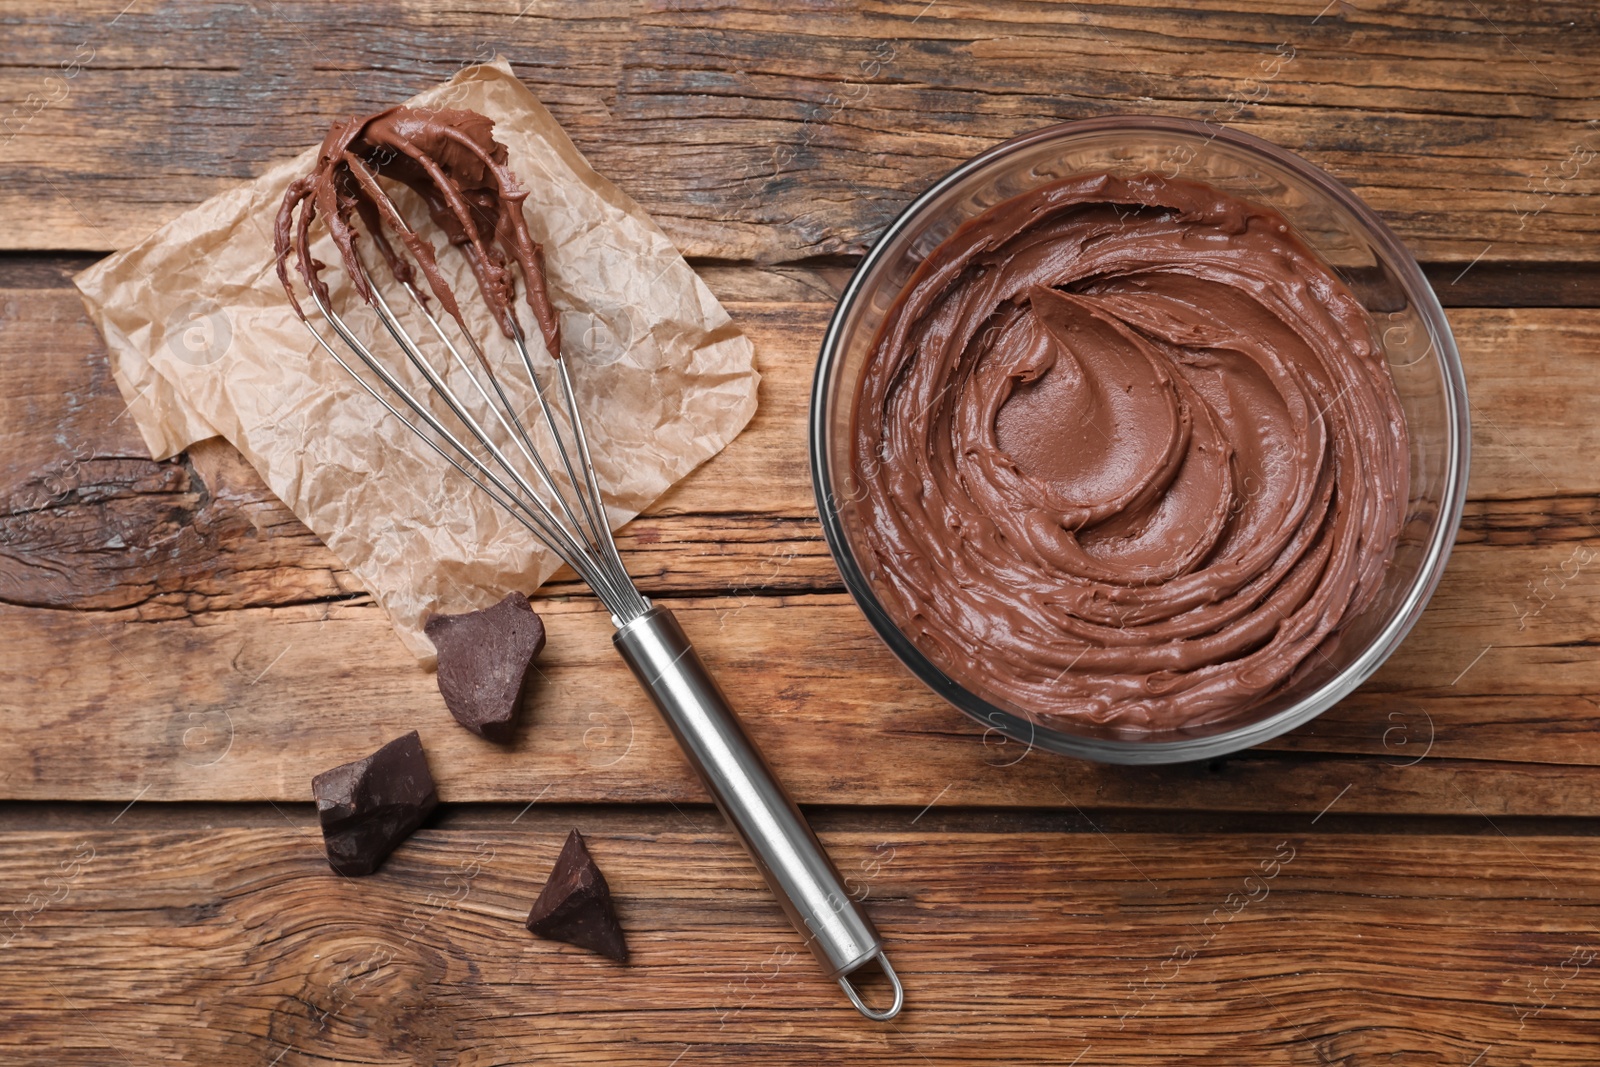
[273,106,561,355]
[851,173,1409,730]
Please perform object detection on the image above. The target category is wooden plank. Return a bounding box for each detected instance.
[5,283,1600,538]
[1,559,1598,813]
[4,282,1599,606]
[1,825,1598,1064]
[3,273,1600,811]
[2,2,1597,260]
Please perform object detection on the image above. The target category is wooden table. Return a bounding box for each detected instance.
[4,2,1599,1063]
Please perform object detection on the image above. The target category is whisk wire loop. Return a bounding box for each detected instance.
[364,284,606,590]
[298,235,649,624]
[302,287,555,552]
[508,319,639,607]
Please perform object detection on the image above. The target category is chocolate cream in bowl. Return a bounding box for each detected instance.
[851,173,1409,731]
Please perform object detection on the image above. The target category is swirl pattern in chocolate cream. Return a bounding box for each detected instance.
[851,173,1409,730]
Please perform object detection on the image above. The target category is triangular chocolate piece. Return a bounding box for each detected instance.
[525,830,628,962]
[425,592,546,743]
[312,731,438,877]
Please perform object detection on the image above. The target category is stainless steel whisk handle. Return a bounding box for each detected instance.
[613,607,903,1021]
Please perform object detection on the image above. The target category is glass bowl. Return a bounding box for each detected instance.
[809,116,1471,765]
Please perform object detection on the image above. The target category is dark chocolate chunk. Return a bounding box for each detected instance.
[312,731,438,877]
[425,592,546,743]
[525,830,628,962]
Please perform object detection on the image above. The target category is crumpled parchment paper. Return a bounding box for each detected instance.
[73,59,759,663]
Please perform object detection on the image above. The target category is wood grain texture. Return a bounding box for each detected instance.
[4,3,1600,1062]
[2,1,1597,260]
[2,825,1598,1065]
[2,273,1599,810]
[6,276,1600,543]
[0,565,1596,812]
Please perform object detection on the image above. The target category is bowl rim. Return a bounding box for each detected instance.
[808,115,1472,765]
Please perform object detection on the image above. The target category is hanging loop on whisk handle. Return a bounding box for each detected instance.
[613,607,902,1020]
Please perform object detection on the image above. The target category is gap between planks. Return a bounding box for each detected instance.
[3,251,1600,308]
[4,800,1600,838]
